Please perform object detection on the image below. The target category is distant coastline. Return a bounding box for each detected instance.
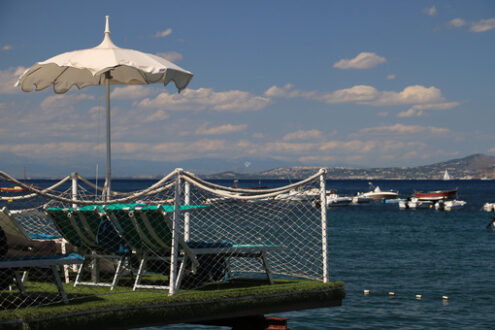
[202,153,495,180]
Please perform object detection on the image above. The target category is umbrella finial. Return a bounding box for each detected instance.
[105,15,110,35]
[98,15,116,48]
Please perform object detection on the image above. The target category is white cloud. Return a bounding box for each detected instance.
[449,18,467,28]
[111,85,156,99]
[386,74,396,80]
[156,51,183,62]
[1,45,12,51]
[367,85,444,106]
[319,140,377,153]
[196,124,247,135]
[138,88,271,112]
[470,18,495,32]
[333,52,386,70]
[424,5,437,16]
[0,66,26,94]
[144,109,169,122]
[154,28,173,38]
[40,93,94,110]
[359,123,450,135]
[265,84,447,107]
[319,85,380,103]
[398,102,460,117]
[282,129,324,141]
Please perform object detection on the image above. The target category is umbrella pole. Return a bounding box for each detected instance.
[103,72,111,200]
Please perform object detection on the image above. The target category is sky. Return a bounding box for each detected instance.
[0,1,494,177]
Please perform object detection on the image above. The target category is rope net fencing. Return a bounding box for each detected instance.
[0,169,328,310]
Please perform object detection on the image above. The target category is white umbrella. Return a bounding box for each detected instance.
[16,16,193,199]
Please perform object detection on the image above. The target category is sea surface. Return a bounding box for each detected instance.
[5,178,495,329]
[143,179,495,329]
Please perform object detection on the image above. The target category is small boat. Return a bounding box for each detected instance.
[357,184,398,200]
[399,197,433,210]
[435,200,466,211]
[443,170,451,180]
[326,194,353,207]
[483,202,495,212]
[1,185,27,192]
[352,195,373,204]
[413,188,457,201]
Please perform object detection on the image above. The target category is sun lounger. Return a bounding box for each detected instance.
[104,204,280,292]
[0,253,83,304]
[0,207,75,283]
[45,206,132,290]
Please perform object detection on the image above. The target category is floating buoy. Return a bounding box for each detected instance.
[8,199,12,203]
[416,294,422,299]
[364,289,370,295]
[388,291,395,296]
[442,296,448,300]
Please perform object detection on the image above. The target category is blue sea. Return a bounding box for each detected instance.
[148,179,495,329]
[6,178,495,329]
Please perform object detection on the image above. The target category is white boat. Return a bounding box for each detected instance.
[352,195,373,204]
[275,188,320,201]
[326,194,353,207]
[483,202,495,212]
[399,197,433,210]
[435,200,466,211]
[358,184,398,200]
[443,170,451,180]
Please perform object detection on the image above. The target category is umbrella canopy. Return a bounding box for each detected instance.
[16,16,193,199]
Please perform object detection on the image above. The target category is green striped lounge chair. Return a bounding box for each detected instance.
[104,204,280,292]
[0,207,83,304]
[45,205,136,290]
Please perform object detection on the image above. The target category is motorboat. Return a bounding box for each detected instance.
[352,195,373,204]
[326,194,353,207]
[357,184,398,200]
[413,188,457,201]
[483,202,495,212]
[435,200,466,211]
[1,185,26,192]
[399,197,433,210]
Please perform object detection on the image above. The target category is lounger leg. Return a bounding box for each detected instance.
[61,239,70,283]
[21,271,28,283]
[14,271,26,296]
[260,252,273,284]
[175,257,186,290]
[133,255,147,291]
[74,258,86,287]
[51,265,68,304]
[225,257,232,281]
[110,256,125,290]
[90,251,100,284]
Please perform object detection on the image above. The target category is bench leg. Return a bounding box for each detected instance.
[51,265,68,304]
[110,256,125,290]
[14,271,26,296]
[133,255,147,291]
[260,252,273,284]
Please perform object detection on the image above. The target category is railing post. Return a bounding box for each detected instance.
[71,172,78,208]
[169,169,183,295]
[319,168,329,283]
[184,181,190,242]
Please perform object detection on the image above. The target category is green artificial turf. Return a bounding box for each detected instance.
[0,278,344,330]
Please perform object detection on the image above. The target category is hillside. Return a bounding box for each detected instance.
[203,154,495,180]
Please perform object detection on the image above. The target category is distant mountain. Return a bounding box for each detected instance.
[2,152,494,180]
[203,154,495,180]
